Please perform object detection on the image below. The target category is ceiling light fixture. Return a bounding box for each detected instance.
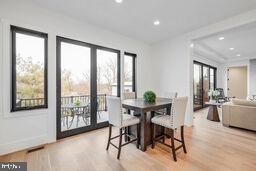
[229,48,234,50]
[218,37,225,40]
[190,43,194,48]
[115,0,123,3]
[154,20,160,26]
[237,54,241,57]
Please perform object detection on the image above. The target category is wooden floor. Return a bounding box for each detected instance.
[1,108,256,171]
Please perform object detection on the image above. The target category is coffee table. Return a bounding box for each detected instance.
[205,101,221,122]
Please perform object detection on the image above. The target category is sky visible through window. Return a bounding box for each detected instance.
[16,33,44,65]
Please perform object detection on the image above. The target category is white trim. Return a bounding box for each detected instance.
[0,134,48,156]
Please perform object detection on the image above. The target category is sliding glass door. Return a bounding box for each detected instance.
[193,63,203,110]
[193,61,217,111]
[57,37,120,139]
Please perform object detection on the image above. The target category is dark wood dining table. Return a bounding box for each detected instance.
[122,98,172,151]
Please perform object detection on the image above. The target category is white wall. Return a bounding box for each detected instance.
[151,9,256,126]
[219,59,250,96]
[0,0,153,155]
[151,35,193,125]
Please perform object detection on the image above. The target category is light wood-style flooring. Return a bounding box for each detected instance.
[1,108,256,171]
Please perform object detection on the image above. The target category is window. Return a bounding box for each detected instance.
[11,26,48,111]
[193,61,217,110]
[124,52,136,93]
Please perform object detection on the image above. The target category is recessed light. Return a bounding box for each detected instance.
[237,54,241,57]
[190,43,194,48]
[115,0,123,3]
[229,48,234,50]
[154,20,160,26]
[219,37,225,40]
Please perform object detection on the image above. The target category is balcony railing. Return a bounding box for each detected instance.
[16,97,45,108]
[17,94,107,111]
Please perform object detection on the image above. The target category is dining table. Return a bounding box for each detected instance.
[122,98,172,151]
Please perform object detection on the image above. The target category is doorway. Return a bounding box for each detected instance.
[56,37,120,139]
[227,66,247,99]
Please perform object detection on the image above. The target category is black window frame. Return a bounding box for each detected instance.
[124,52,137,93]
[193,60,217,111]
[56,36,121,139]
[11,25,48,112]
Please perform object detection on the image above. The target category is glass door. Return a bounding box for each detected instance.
[203,66,210,106]
[193,64,202,110]
[57,37,92,138]
[96,49,120,124]
[57,37,120,139]
[193,61,217,111]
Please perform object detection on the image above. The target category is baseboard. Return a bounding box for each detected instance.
[0,134,53,156]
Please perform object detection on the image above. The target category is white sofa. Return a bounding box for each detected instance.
[222,99,256,131]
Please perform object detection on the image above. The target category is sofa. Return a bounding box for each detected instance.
[222,99,256,131]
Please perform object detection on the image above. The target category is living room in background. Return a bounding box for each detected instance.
[124,52,136,93]
[11,26,48,112]
[56,36,120,139]
[227,66,248,99]
[193,61,217,111]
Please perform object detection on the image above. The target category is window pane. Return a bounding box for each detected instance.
[203,66,209,104]
[193,64,202,110]
[210,68,215,90]
[97,49,118,123]
[124,55,133,92]
[60,42,91,131]
[14,31,46,110]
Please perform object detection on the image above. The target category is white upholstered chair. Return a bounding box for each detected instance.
[156,92,178,115]
[123,92,136,100]
[151,97,188,161]
[106,96,140,159]
[163,91,178,99]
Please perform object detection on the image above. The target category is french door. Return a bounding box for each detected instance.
[193,61,217,111]
[56,37,120,139]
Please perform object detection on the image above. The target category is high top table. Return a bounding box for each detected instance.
[122,98,172,151]
[205,101,221,122]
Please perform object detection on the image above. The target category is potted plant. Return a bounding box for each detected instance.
[74,99,81,106]
[208,90,220,103]
[143,90,156,102]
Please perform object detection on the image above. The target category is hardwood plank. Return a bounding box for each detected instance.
[0,108,256,171]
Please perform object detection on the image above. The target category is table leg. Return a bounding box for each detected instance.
[207,105,220,122]
[127,109,131,141]
[140,112,147,152]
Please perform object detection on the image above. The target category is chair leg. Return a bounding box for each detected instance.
[162,127,165,143]
[127,126,131,141]
[66,116,69,128]
[117,128,123,159]
[124,127,128,142]
[136,123,140,149]
[181,126,187,153]
[151,123,156,149]
[106,124,112,150]
[170,129,177,162]
[76,115,79,127]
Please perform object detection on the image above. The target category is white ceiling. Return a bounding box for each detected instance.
[194,22,256,62]
[26,0,256,44]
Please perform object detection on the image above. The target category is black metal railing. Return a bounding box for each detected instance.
[18,94,107,111]
[17,97,45,108]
